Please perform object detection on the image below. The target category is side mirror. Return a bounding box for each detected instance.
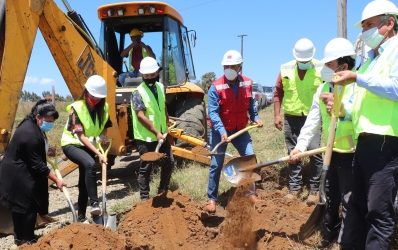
[188,30,197,48]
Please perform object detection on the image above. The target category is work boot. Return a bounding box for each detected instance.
[204,200,216,214]
[90,201,101,216]
[284,190,299,200]
[306,191,319,206]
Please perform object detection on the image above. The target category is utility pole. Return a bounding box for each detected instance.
[337,0,347,38]
[237,34,247,73]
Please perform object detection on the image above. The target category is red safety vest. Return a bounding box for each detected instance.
[212,75,252,131]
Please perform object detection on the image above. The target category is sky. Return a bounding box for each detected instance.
[22,0,380,96]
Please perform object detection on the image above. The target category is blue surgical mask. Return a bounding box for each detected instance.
[362,27,385,49]
[297,61,313,70]
[40,121,54,132]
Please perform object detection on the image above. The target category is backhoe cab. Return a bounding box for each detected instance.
[97,2,207,154]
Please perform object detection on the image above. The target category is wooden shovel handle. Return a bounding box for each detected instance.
[211,123,260,154]
[242,147,327,172]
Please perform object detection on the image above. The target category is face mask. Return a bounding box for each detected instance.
[320,66,335,82]
[40,121,54,132]
[224,68,238,81]
[86,94,101,107]
[297,61,313,70]
[144,78,157,86]
[362,27,385,49]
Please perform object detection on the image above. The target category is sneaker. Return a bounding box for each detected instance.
[306,191,319,206]
[77,213,89,223]
[284,190,299,200]
[90,202,101,216]
[204,200,216,214]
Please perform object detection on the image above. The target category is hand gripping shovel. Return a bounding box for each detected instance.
[192,123,260,156]
[299,85,346,240]
[222,147,327,186]
[47,159,78,223]
[93,139,117,230]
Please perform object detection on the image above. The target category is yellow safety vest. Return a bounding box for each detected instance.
[319,83,356,152]
[352,36,398,138]
[281,59,323,116]
[61,100,109,146]
[131,82,167,142]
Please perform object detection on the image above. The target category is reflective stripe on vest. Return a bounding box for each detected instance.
[131,82,167,142]
[61,100,109,146]
[352,36,398,138]
[212,75,252,131]
[281,59,322,116]
[319,83,356,152]
[128,47,148,71]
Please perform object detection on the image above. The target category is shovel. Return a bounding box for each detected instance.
[192,123,260,156]
[93,139,117,230]
[47,159,78,223]
[299,85,346,239]
[140,133,168,161]
[223,147,327,186]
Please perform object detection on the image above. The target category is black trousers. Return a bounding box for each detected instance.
[136,139,174,200]
[340,134,398,250]
[320,152,354,243]
[62,145,98,216]
[12,209,37,245]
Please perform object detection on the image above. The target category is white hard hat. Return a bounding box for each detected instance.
[356,0,398,27]
[85,75,107,98]
[292,38,315,62]
[139,57,160,74]
[221,50,243,66]
[321,38,355,63]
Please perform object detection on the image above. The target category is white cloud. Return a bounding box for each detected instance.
[24,76,55,85]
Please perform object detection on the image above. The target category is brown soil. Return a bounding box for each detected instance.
[21,187,321,250]
[20,224,126,250]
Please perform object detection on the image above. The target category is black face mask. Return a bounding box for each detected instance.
[144,78,157,86]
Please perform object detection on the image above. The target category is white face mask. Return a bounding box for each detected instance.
[297,61,313,70]
[320,66,335,82]
[224,68,238,81]
[362,27,385,49]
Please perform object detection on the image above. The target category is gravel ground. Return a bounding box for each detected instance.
[0,153,141,250]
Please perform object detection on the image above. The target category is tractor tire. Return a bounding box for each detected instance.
[175,98,206,147]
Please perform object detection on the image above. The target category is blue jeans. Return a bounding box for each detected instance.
[207,128,254,200]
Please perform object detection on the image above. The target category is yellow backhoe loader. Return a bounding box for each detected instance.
[0,0,216,234]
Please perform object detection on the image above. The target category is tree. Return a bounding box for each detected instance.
[200,72,216,94]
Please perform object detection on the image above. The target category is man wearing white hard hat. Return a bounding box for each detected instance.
[273,38,323,204]
[131,57,174,200]
[332,0,398,249]
[204,50,263,213]
[61,75,111,222]
[289,38,357,248]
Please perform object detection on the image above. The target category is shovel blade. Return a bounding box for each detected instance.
[0,203,13,235]
[298,204,325,239]
[223,155,257,186]
[140,152,165,161]
[104,214,117,231]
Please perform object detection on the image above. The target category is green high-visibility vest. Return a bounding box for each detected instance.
[131,82,167,142]
[319,83,355,152]
[352,36,398,138]
[128,47,148,71]
[61,100,109,146]
[281,59,323,116]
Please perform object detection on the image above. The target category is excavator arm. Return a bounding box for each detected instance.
[0,0,123,155]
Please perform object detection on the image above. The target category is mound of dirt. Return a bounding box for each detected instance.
[118,191,220,249]
[20,224,126,250]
